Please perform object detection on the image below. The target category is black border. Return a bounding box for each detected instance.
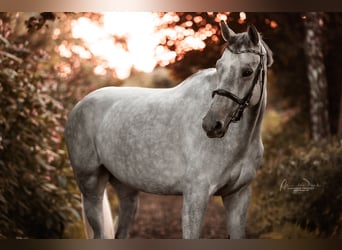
[1,239,341,250]
[0,0,341,11]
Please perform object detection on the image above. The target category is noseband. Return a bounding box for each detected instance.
[212,46,265,123]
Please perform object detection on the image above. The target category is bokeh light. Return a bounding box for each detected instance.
[67,12,220,79]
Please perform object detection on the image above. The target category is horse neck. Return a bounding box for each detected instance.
[235,78,267,145]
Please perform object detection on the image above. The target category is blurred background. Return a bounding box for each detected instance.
[0,12,341,239]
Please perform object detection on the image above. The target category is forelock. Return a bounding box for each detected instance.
[228,32,258,51]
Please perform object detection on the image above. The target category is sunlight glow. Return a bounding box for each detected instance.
[58,43,72,58]
[94,65,107,76]
[71,45,92,59]
[71,13,162,79]
[52,28,61,40]
[239,12,247,21]
[216,13,228,22]
[69,12,220,79]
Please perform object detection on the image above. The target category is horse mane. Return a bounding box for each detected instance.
[260,39,274,67]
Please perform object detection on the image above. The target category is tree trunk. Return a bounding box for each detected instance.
[338,81,342,138]
[304,12,330,141]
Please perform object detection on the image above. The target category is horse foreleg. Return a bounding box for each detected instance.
[182,189,209,239]
[110,178,139,239]
[221,185,251,239]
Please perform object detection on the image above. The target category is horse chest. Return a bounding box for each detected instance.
[214,142,263,195]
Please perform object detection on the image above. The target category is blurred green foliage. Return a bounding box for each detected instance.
[0,12,121,239]
[0,12,83,238]
[247,122,342,238]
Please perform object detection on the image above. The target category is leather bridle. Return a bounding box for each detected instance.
[211,45,266,124]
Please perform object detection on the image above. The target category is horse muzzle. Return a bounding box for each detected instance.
[202,115,228,138]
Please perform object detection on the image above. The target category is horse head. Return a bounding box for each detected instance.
[202,21,273,138]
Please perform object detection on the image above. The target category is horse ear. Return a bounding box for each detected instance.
[247,24,260,45]
[220,20,235,43]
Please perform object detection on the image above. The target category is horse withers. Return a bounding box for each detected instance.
[65,21,273,239]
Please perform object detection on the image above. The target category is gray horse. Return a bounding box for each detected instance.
[65,21,273,239]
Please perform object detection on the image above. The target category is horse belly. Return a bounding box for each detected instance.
[106,151,185,195]
[96,101,187,195]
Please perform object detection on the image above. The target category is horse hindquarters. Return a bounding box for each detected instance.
[65,105,115,238]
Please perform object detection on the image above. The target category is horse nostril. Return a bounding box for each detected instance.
[214,121,223,130]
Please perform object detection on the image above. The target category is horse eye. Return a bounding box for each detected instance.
[242,69,253,77]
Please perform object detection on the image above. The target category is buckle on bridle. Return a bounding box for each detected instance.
[230,106,244,123]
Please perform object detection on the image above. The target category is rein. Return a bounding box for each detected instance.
[212,45,266,124]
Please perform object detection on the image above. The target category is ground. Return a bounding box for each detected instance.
[128,192,228,239]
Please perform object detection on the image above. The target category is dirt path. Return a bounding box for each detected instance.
[129,192,228,239]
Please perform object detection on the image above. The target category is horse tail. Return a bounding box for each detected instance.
[81,189,116,239]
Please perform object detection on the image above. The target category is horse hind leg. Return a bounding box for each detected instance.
[109,177,139,239]
[77,166,114,239]
[82,189,114,239]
